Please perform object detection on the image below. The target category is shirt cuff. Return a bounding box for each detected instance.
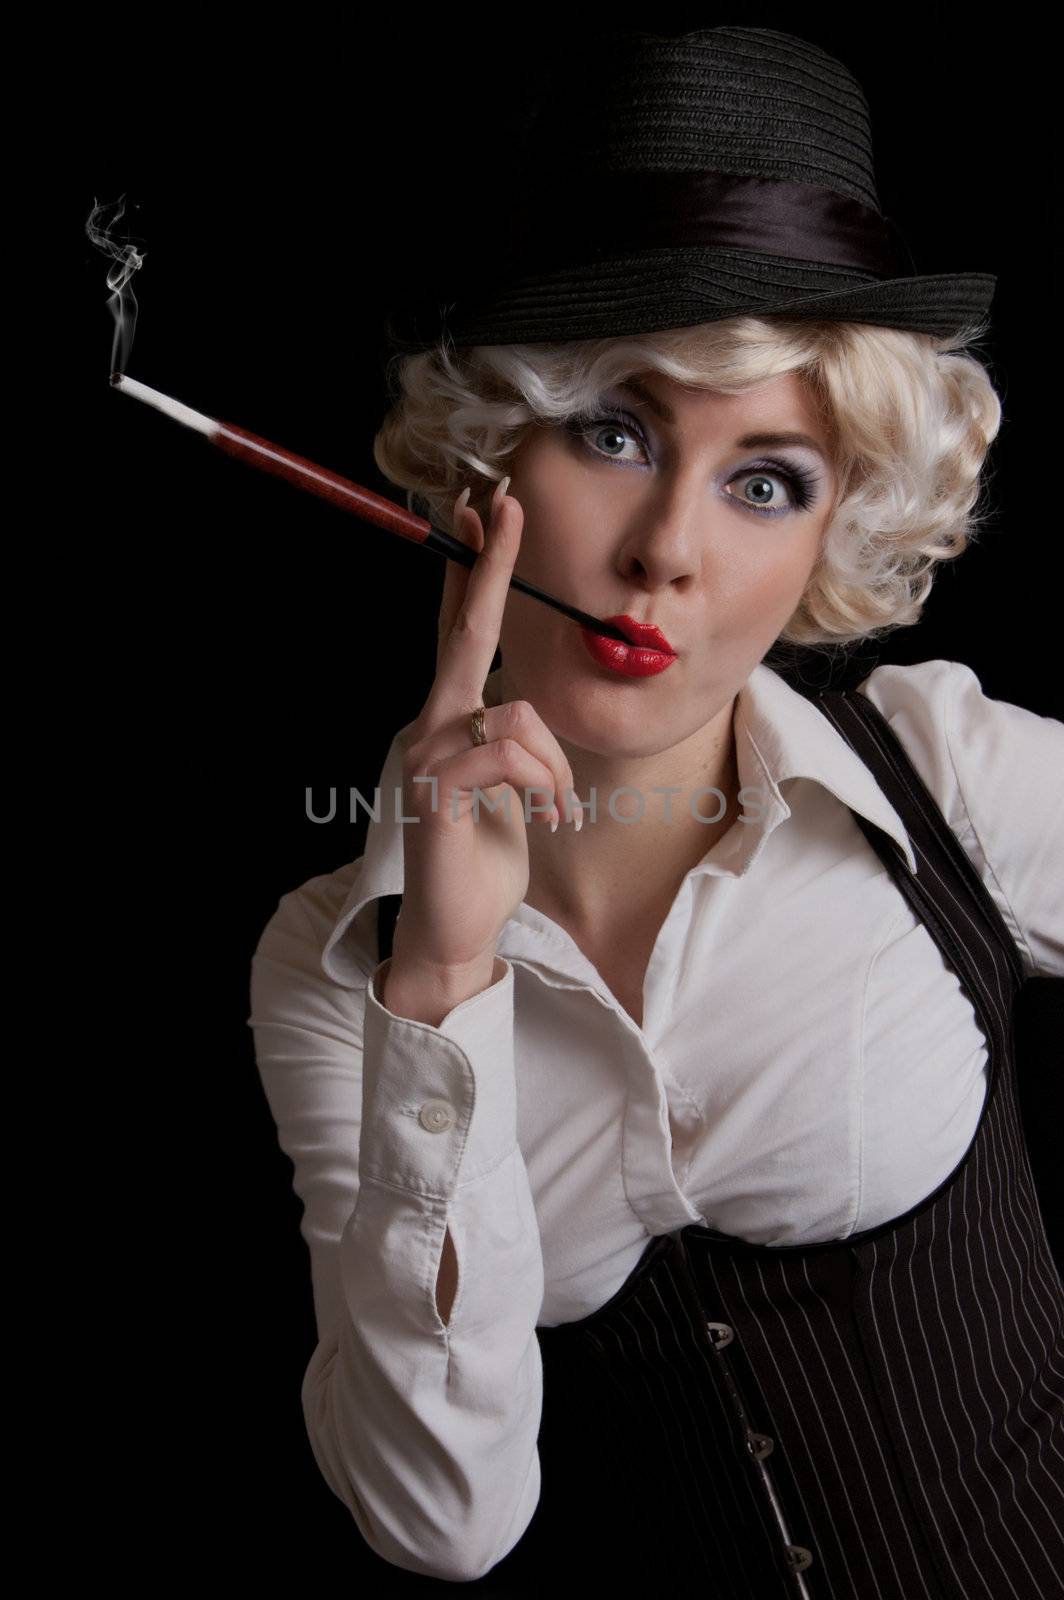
[358,957,517,1196]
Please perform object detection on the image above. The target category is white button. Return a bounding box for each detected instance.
[419,1100,456,1133]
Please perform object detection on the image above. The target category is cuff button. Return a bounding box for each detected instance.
[419,1100,457,1133]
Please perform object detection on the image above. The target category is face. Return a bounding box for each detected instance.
[497,368,838,761]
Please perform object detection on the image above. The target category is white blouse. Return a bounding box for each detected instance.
[247,657,1064,1582]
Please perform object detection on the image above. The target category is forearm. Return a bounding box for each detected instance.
[300,954,545,1581]
[303,1159,545,1582]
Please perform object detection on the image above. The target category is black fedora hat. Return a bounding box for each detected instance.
[384,25,996,354]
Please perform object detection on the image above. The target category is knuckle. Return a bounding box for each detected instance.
[402,745,430,781]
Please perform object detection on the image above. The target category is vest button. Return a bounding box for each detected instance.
[419,1100,456,1133]
[786,1545,814,1572]
[746,1431,774,1460]
[706,1321,734,1349]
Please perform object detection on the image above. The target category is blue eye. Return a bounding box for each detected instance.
[727,462,819,516]
[564,410,650,466]
[562,412,820,516]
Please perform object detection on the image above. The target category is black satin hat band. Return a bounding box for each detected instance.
[502,170,918,280]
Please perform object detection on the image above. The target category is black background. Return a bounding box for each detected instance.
[68,9,1056,1587]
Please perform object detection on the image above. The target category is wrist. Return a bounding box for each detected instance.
[379,951,502,1025]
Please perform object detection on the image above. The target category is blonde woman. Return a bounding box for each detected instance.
[248,26,1064,1598]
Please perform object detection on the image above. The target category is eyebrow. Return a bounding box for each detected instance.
[615,376,828,459]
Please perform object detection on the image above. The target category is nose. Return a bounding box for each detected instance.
[617,490,704,593]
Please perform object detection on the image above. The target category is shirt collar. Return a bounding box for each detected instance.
[321,663,917,987]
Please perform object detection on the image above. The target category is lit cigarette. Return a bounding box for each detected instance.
[109,373,629,642]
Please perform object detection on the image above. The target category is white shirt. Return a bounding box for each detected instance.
[247,657,1064,1582]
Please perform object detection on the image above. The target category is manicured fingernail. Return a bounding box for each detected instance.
[453,485,471,525]
[549,805,559,833]
[492,475,511,515]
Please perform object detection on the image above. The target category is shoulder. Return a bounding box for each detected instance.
[855,658,963,821]
[250,855,369,1008]
[854,657,1063,809]
[254,854,363,950]
[855,659,1064,977]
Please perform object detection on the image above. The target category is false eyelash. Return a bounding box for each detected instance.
[562,411,822,514]
[740,456,821,513]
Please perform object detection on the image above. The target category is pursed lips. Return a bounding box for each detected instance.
[606,614,678,654]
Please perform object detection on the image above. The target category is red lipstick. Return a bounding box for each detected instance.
[579,614,678,678]
[609,616,676,653]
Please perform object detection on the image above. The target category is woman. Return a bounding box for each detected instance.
[248,25,1064,1598]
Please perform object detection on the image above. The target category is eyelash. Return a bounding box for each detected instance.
[562,410,821,516]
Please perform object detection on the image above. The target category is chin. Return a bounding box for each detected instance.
[567,695,672,739]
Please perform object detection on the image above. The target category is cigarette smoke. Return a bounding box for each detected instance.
[85,194,147,377]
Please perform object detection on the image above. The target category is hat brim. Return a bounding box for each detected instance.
[393,249,997,351]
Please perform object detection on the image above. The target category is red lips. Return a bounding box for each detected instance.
[605,615,677,655]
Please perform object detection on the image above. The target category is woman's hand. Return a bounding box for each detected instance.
[391,477,580,986]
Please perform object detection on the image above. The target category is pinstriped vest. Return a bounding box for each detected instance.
[375,687,1064,1599]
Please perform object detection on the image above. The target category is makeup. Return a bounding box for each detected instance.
[109,373,631,643]
[579,614,678,678]
[565,406,822,516]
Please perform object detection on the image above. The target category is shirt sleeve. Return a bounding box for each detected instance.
[858,658,1064,979]
[247,878,546,1582]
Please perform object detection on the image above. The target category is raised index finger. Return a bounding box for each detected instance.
[436,489,482,675]
[425,480,522,723]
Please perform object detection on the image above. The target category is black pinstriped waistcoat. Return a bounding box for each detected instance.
[375,687,1064,1599]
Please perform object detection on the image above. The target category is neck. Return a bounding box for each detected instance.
[486,667,741,934]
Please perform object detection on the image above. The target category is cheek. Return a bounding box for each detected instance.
[720,536,816,604]
[518,439,626,556]
[525,507,605,591]
[705,551,815,649]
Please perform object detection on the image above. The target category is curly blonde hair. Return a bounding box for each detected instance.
[372,316,1002,654]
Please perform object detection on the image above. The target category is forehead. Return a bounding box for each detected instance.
[623,369,834,451]
[631,368,814,417]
